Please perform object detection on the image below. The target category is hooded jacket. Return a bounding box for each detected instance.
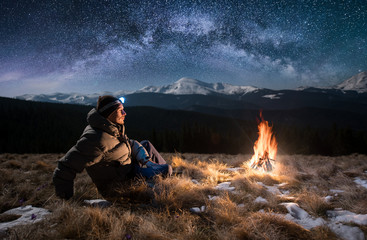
[53,108,150,199]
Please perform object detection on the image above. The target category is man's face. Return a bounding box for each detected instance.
[107,104,126,125]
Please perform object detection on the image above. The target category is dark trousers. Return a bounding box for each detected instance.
[140,140,166,164]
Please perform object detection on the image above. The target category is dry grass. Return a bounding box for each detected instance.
[295,189,333,217]
[232,212,313,240]
[0,153,367,239]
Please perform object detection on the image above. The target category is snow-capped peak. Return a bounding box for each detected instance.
[335,71,367,93]
[176,77,207,86]
[137,77,259,95]
[15,90,131,106]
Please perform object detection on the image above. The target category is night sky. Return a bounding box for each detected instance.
[1,0,366,97]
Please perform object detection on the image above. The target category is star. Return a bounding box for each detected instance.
[0,0,366,96]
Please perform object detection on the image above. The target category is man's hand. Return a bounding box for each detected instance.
[53,177,74,200]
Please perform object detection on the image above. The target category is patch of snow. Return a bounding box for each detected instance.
[84,199,111,208]
[325,196,333,202]
[281,203,310,220]
[0,205,50,232]
[328,223,365,240]
[327,209,367,225]
[254,196,268,204]
[191,179,200,185]
[280,203,325,230]
[225,167,244,172]
[257,182,294,199]
[330,189,344,193]
[215,182,235,191]
[262,93,284,99]
[237,203,245,208]
[257,182,282,195]
[278,204,367,240]
[208,195,220,201]
[190,207,201,213]
[354,177,367,189]
[280,190,290,195]
[190,206,206,213]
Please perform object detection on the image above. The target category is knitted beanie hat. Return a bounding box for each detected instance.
[97,95,122,118]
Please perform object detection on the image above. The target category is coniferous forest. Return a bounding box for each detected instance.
[1,97,366,155]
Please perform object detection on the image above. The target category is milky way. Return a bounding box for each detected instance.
[0,0,366,96]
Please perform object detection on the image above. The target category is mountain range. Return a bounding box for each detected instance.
[15,72,367,113]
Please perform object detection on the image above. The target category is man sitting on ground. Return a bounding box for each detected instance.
[53,95,172,200]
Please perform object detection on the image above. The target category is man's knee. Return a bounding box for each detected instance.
[140,140,151,150]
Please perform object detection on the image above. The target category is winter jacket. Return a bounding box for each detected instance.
[53,108,150,199]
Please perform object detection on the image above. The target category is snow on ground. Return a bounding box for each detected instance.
[256,182,296,201]
[256,182,294,199]
[84,199,112,208]
[330,189,345,193]
[328,223,365,240]
[225,167,244,172]
[354,177,367,189]
[254,196,268,204]
[192,181,236,213]
[208,195,220,201]
[330,189,345,197]
[280,203,326,230]
[257,182,282,195]
[0,205,50,233]
[191,179,200,185]
[190,206,206,213]
[191,173,367,240]
[210,177,366,240]
[327,209,367,225]
[279,204,366,240]
[324,196,333,202]
[214,182,235,191]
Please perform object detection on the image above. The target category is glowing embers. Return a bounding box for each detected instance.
[249,112,277,172]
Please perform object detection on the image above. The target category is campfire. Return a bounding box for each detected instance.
[249,112,277,172]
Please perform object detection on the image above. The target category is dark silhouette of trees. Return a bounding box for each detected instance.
[1,97,366,155]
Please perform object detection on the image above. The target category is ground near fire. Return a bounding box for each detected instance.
[1,121,367,239]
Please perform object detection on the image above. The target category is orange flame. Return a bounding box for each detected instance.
[249,112,277,171]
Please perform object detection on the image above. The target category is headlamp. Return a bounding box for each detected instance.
[119,97,125,104]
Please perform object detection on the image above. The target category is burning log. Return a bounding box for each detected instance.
[251,151,275,172]
[249,112,277,172]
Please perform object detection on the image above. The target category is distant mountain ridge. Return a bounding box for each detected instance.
[15,72,367,113]
[137,77,259,95]
[335,71,367,93]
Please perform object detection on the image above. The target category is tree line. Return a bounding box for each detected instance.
[1,97,366,156]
